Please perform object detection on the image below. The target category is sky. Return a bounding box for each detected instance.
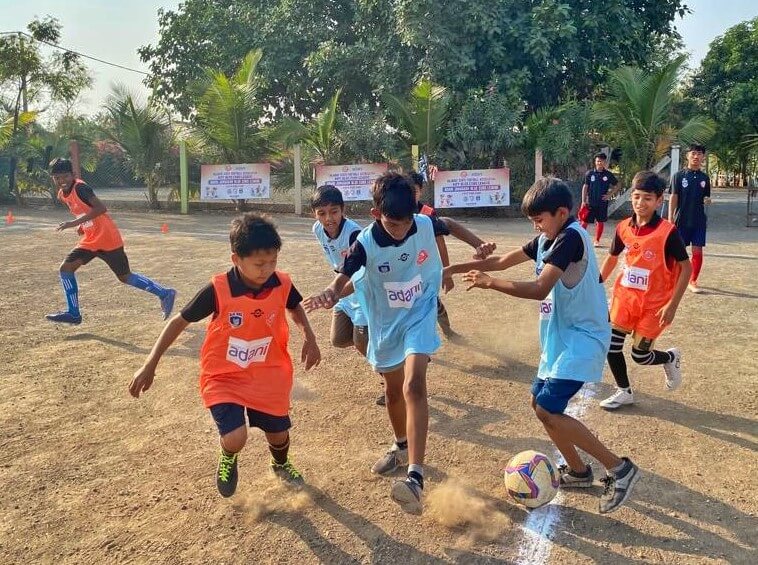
[1,0,756,116]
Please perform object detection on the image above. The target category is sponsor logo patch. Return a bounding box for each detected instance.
[226,336,273,368]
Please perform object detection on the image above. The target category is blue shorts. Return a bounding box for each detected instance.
[210,403,291,436]
[531,377,585,414]
[677,223,707,247]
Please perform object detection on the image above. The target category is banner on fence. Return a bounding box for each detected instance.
[434,168,510,208]
[200,163,271,200]
[315,163,388,201]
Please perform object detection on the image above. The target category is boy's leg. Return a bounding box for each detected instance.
[601,328,635,410]
[106,248,176,318]
[46,249,89,324]
[250,408,303,487]
[436,298,453,336]
[330,309,355,348]
[595,221,605,243]
[371,364,408,474]
[211,403,248,498]
[630,333,682,391]
[689,223,706,291]
[594,204,608,246]
[352,325,369,357]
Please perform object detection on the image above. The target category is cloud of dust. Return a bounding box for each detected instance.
[426,479,512,542]
[291,380,318,401]
[233,481,313,523]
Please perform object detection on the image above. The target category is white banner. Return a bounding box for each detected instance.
[200,163,271,200]
[434,168,510,208]
[315,163,388,201]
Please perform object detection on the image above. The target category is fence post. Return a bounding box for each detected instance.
[69,140,81,178]
[294,143,302,215]
[179,140,188,215]
[411,145,419,171]
[534,148,543,181]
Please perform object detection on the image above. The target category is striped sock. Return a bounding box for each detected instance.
[126,273,168,298]
[59,272,80,316]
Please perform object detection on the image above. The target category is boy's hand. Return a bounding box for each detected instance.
[656,301,678,326]
[474,241,497,259]
[56,220,76,231]
[303,288,338,312]
[704,197,712,206]
[129,366,156,398]
[462,270,493,290]
[442,274,455,294]
[301,338,321,370]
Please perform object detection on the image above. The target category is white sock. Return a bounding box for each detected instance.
[408,464,423,477]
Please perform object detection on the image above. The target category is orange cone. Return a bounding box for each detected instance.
[160,223,169,234]
[5,210,14,225]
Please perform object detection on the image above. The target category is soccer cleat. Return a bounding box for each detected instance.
[688,281,703,294]
[271,458,305,488]
[663,348,682,390]
[216,451,239,497]
[391,477,423,514]
[558,464,594,488]
[599,388,635,410]
[160,289,177,320]
[45,311,82,325]
[599,458,640,514]
[376,393,386,406]
[371,445,408,475]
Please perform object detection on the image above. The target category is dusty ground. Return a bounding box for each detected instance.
[0,191,755,564]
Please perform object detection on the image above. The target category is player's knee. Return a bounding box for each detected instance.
[59,261,76,273]
[117,273,131,284]
[384,383,404,405]
[535,405,555,426]
[403,376,426,403]
[330,335,353,348]
[220,426,247,453]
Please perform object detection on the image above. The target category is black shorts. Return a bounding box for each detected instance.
[209,403,291,436]
[586,203,609,223]
[65,247,130,277]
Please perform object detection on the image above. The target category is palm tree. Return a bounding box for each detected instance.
[102,86,173,209]
[594,56,715,173]
[275,89,342,165]
[192,49,270,210]
[382,78,450,158]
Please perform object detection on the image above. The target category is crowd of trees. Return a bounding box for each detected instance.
[1,3,755,208]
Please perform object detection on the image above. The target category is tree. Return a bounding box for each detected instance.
[383,79,450,160]
[275,90,342,165]
[690,17,758,185]
[0,17,91,201]
[102,86,174,209]
[593,56,715,175]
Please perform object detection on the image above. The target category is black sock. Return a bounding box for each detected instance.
[607,351,631,390]
[395,439,408,450]
[408,470,424,489]
[631,347,674,366]
[268,436,290,465]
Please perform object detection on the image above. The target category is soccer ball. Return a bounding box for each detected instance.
[504,450,559,508]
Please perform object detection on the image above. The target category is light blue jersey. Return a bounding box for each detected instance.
[536,223,610,382]
[352,214,442,370]
[312,218,367,327]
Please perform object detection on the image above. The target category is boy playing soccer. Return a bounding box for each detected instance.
[46,158,176,325]
[129,213,321,497]
[599,171,691,410]
[305,172,445,514]
[445,177,640,514]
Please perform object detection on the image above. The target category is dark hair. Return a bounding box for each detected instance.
[310,184,344,209]
[521,177,573,216]
[631,171,666,196]
[408,172,425,188]
[688,144,706,153]
[594,152,608,161]
[372,172,416,220]
[49,158,73,174]
[229,212,282,256]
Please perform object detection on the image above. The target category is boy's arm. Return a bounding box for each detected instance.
[56,193,108,231]
[668,193,678,223]
[600,254,619,283]
[435,235,455,293]
[657,259,692,325]
[445,247,531,276]
[129,314,190,398]
[287,304,321,370]
[303,273,351,312]
[463,263,563,301]
[581,182,589,205]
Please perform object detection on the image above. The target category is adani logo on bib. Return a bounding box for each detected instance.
[226,336,273,369]
[383,275,423,309]
[621,265,650,291]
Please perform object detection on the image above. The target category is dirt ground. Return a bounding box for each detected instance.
[1,191,756,564]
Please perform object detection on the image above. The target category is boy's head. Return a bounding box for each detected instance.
[594,152,608,170]
[49,158,75,191]
[408,172,425,201]
[687,144,706,169]
[229,212,282,286]
[521,177,573,239]
[310,184,345,236]
[630,171,665,219]
[370,172,417,241]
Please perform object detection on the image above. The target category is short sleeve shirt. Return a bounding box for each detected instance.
[584,169,618,205]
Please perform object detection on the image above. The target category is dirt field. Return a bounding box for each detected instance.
[1,191,756,564]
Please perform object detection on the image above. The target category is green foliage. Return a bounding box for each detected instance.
[275,89,342,165]
[383,79,450,157]
[333,104,402,165]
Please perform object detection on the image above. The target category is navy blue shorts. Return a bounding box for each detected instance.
[209,403,291,436]
[677,224,707,247]
[531,377,585,414]
[585,202,609,223]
